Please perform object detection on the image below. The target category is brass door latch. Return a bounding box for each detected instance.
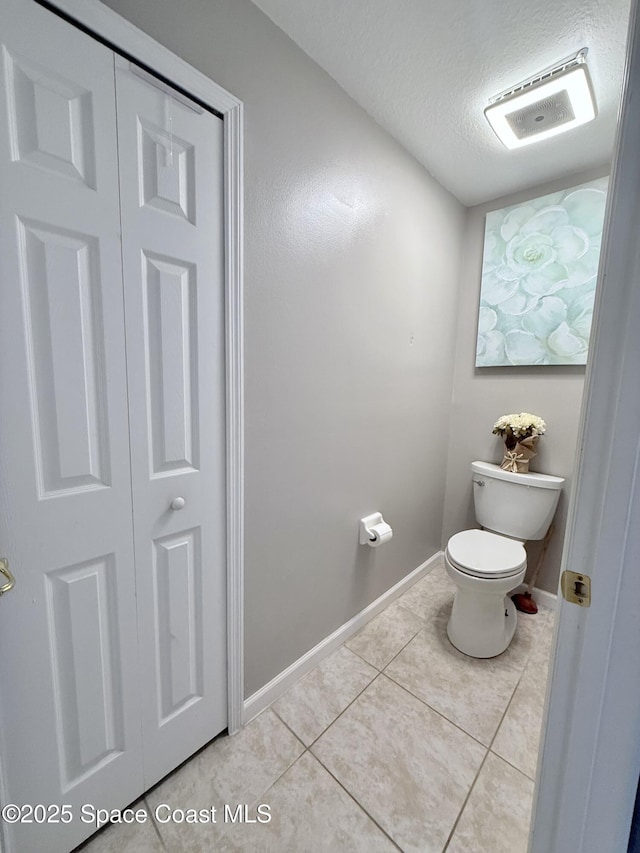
[0,558,15,597]
[561,570,591,607]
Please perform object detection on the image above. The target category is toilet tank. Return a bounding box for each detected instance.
[471,461,565,540]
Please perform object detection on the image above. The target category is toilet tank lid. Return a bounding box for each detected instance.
[471,461,565,491]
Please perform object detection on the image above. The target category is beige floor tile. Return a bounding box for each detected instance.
[385,601,545,745]
[492,610,554,778]
[272,646,377,745]
[345,598,425,670]
[78,800,164,852]
[397,562,455,621]
[531,609,555,664]
[490,666,547,780]
[218,751,397,852]
[79,589,554,853]
[312,674,485,853]
[446,752,534,853]
[146,709,304,851]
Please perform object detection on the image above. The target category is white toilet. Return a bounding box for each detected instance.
[445,460,564,658]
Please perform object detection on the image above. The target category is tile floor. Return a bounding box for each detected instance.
[81,558,555,853]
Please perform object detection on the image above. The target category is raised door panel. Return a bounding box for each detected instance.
[3,46,96,186]
[18,219,110,495]
[115,57,227,787]
[153,529,204,722]
[143,251,199,475]
[46,555,125,788]
[0,4,143,851]
[138,117,195,222]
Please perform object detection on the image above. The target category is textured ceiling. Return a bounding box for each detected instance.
[250,0,631,205]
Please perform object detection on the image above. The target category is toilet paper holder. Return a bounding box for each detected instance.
[359,512,393,547]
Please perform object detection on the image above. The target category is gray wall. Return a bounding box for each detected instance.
[442,167,609,594]
[101,0,466,696]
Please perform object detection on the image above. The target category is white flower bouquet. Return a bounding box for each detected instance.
[492,412,546,473]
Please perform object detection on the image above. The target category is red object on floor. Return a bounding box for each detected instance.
[512,591,539,614]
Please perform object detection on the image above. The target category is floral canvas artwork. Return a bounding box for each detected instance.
[476,176,609,366]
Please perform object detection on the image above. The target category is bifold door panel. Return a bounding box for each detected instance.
[0,2,226,851]
[115,55,227,789]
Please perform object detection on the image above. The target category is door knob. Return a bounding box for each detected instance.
[0,558,15,596]
[170,497,186,510]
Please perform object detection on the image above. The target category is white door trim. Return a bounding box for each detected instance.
[41,0,245,735]
[531,0,640,849]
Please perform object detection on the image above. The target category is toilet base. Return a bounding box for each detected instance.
[447,598,518,658]
[444,556,525,658]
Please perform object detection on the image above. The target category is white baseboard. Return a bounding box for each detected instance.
[513,583,558,611]
[242,551,444,724]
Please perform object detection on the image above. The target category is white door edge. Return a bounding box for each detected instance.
[41,0,245,736]
[530,0,640,850]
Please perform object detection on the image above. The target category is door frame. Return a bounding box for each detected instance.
[38,0,245,735]
[530,0,640,849]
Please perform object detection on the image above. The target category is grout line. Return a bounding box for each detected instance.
[343,643,386,672]
[307,668,492,853]
[342,571,453,675]
[305,669,380,750]
[269,705,311,747]
[346,622,427,674]
[379,611,553,754]
[204,749,316,849]
[212,747,311,848]
[260,675,404,850]
[269,661,379,751]
[383,611,436,662]
[488,749,537,783]
[381,620,430,670]
[144,797,167,850]
[487,619,555,781]
[379,602,456,673]
[264,584,448,753]
[253,744,311,799]
[305,671,405,851]
[378,672,491,751]
[487,664,527,752]
[441,749,491,852]
[201,744,398,853]
[146,712,306,849]
[309,739,404,852]
[244,717,308,789]
[485,613,555,753]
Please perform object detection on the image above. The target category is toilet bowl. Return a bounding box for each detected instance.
[445,529,526,657]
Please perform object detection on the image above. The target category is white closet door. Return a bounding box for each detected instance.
[114,56,227,787]
[0,3,143,851]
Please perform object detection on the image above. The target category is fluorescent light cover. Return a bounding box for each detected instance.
[485,65,596,149]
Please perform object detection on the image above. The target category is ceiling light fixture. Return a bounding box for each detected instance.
[484,48,597,150]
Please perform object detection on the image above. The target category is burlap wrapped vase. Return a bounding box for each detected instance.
[500,436,538,473]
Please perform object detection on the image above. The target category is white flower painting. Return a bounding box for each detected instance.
[476,176,609,366]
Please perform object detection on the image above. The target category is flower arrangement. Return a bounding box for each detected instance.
[492,412,546,473]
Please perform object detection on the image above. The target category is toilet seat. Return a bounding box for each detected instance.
[446,529,526,579]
